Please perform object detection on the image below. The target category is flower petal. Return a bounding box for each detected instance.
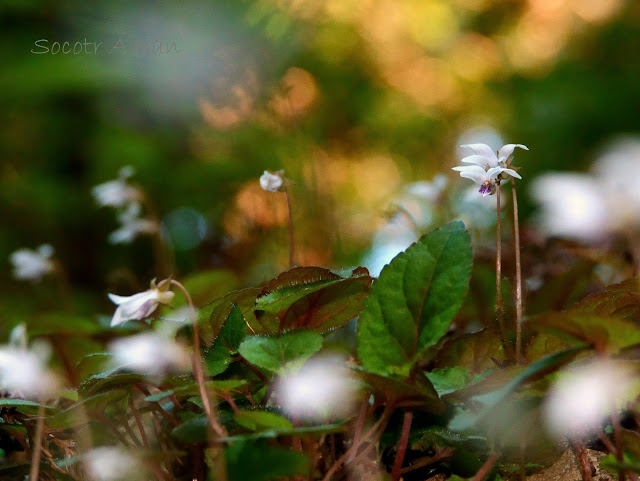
[461,144,499,166]
[501,168,522,180]
[498,144,528,162]
[453,165,488,185]
[460,154,493,168]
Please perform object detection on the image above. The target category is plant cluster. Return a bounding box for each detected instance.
[3,147,640,481]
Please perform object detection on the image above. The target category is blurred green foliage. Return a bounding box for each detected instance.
[1,0,639,331]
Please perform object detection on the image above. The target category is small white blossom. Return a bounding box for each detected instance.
[543,360,636,439]
[108,280,175,327]
[9,244,55,282]
[0,341,60,400]
[275,356,358,422]
[108,203,158,245]
[84,447,143,481]
[260,170,284,192]
[92,166,141,209]
[109,332,191,376]
[452,165,521,197]
[453,143,527,196]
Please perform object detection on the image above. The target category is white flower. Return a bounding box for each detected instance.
[109,332,191,376]
[543,360,636,439]
[260,170,284,192]
[108,281,175,327]
[9,244,56,282]
[108,203,158,245]
[84,447,143,481]
[92,166,141,209]
[531,173,608,241]
[275,356,358,422]
[406,174,448,203]
[531,136,640,242]
[453,143,526,196]
[452,165,521,197]
[0,342,60,399]
[460,143,529,169]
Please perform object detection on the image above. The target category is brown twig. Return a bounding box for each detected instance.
[399,446,455,475]
[570,438,593,481]
[320,403,394,481]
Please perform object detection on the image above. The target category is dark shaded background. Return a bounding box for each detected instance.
[1,0,639,328]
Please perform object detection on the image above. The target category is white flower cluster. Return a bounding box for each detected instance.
[92,166,158,244]
[532,137,640,241]
[452,143,527,196]
[9,244,55,282]
[0,325,60,400]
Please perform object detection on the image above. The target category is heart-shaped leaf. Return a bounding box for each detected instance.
[357,221,472,376]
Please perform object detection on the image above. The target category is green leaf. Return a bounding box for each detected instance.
[144,380,247,403]
[234,410,293,431]
[426,367,470,396]
[435,329,505,375]
[226,440,308,481]
[0,399,56,415]
[255,267,372,332]
[179,269,239,307]
[355,367,444,413]
[531,312,640,352]
[238,330,322,374]
[205,304,249,376]
[357,221,472,376]
[197,288,275,346]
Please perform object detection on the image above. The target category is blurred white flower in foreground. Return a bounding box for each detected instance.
[84,447,143,481]
[260,170,284,192]
[108,203,158,245]
[543,360,636,439]
[9,244,55,282]
[108,280,175,327]
[452,143,526,196]
[0,340,60,400]
[276,356,359,422]
[531,137,640,241]
[109,332,191,376]
[406,174,448,203]
[92,166,141,209]
[531,174,608,241]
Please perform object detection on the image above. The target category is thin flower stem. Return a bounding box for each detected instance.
[285,190,296,268]
[320,403,394,481]
[470,453,499,481]
[495,184,511,359]
[391,410,413,481]
[169,280,227,439]
[129,395,149,448]
[347,397,370,462]
[512,179,524,363]
[29,403,46,481]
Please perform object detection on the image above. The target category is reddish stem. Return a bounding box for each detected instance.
[391,410,413,481]
[470,453,499,481]
[285,190,296,268]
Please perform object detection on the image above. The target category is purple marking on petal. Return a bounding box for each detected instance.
[479,184,492,196]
